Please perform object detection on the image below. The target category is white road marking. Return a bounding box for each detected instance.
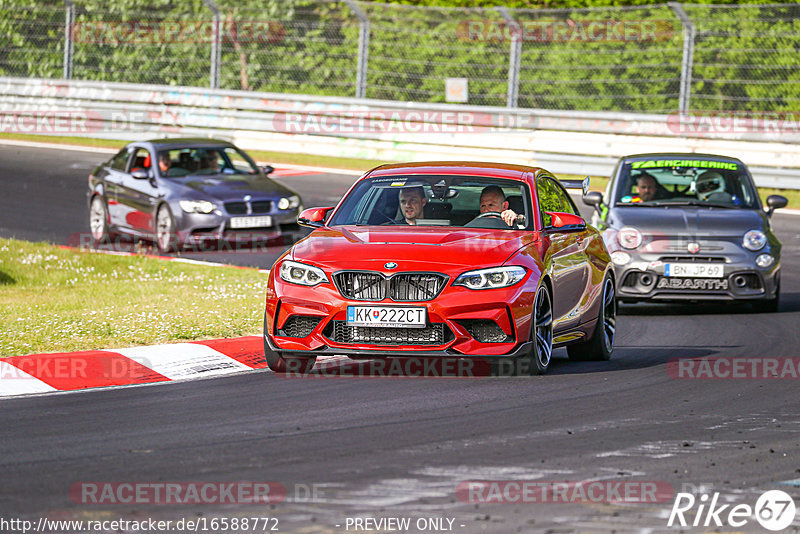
[103,343,252,380]
[0,361,57,396]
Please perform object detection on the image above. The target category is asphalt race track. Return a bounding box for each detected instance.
[2,144,800,532]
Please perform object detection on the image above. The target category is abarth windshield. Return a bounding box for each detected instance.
[615,158,759,209]
[328,175,532,229]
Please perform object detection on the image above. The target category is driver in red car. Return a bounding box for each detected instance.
[480,185,518,226]
[398,186,427,225]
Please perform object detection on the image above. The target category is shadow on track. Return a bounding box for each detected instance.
[618,292,800,316]
[545,344,728,376]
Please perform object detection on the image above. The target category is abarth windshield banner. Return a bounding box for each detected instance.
[631,160,738,170]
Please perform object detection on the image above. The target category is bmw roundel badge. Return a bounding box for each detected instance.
[384,262,398,269]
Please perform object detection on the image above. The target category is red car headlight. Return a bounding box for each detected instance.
[453,266,526,290]
[278,260,328,287]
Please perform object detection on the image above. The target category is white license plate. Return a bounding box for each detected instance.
[230,215,272,229]
[664,263,723,278]
[346,306,426,328]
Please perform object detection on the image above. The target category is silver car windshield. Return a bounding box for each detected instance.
[615,159,759,209]
[156,146,259,178]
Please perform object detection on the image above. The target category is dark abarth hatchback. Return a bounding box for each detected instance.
[585,153,787,311]
[87,138,303,252]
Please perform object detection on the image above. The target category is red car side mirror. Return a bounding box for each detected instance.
[545,211,587,231]
[298,207,335,228]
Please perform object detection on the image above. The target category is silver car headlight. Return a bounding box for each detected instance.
[279,260,328,287]
[277,195,301,210]
[454,266,526,290]
[617,226,643,250]
[179,200,216,214]
[743,229,767,251]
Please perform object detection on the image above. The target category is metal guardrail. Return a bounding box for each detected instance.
[1,77,798,189]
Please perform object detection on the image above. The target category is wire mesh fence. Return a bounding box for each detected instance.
[0,0,798,114]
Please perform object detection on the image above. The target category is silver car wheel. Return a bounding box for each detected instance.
[156,206,175,252]
[89,197,108,242]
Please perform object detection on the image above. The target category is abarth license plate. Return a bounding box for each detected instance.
[664,263,723,278]
[230,215,272,229]
[346,306,426,328]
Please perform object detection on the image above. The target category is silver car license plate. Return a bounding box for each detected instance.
[230,215,272,229]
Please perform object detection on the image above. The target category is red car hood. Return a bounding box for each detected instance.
[291,226,534,272]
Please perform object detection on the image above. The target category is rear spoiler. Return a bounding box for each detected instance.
[559,176,590,196]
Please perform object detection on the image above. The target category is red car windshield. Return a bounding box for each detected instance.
[328,175,531,229]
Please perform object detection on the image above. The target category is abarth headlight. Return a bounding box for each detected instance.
[617,226,643,249]
[743,229,767,251]
[755,254,774,268]
[277,195,301,210]
[454,266,526,290]
[279,260,328,286]
[611,251,631,265]
[179,200,216,214]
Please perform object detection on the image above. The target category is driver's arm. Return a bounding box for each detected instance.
[501,209,517,226]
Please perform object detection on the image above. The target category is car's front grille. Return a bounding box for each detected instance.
[325,321,450,345]
[334,272,386,301]
[279,316,322,338]
[659,256,726,263]
[224,200,272,215]
[390,273,448,302]
[224,201,247,215]
[333,271,448,302]
[251,201,272,213]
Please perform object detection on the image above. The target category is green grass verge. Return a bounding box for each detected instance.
[0,238,267,357]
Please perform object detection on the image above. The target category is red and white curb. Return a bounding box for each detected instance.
[0,337,270,398]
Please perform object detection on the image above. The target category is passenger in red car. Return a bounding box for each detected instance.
[398,186,427,225]
[480,185,518,226]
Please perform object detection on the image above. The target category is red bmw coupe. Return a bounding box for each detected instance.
[263,162,616,375]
